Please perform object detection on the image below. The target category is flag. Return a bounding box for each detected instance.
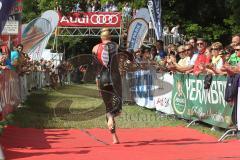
[148,0,162,40]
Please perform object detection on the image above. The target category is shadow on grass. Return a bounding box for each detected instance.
[11,85,107,128]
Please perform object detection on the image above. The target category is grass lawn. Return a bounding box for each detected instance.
[10,84,227,138]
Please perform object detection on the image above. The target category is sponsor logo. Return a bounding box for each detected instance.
[91,14,118,25]
[60,14,119,25]
[173,80,186,114]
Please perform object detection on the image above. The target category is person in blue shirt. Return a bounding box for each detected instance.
[10,44,23,71]
[155,40,167,59]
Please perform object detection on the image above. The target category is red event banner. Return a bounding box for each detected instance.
[58,12,122,27]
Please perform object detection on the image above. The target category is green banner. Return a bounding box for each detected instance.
[172,73,234,129]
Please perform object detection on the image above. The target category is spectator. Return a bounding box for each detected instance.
[171,24,180,36]
[221,43,240,75]
[122,2,132,24]
[155,40,167,59]
[173,44,198,73]
[206,42,224,75]
[193,38,210,75]
[223,45,234,62]
[75,2,81,12]
[188,36,198,54]
[102,1,111,12]
[10,44,23,71]
[86,0,92,12]
[176,45,190,67]
[0,48,8,72]
[95,0,102,11]
[163,26,170,35]
[133,49,142,64]
[111,2,118,12]
[231,34,240,48]
[227,43,240,66]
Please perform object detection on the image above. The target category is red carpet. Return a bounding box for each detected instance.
[1,126,240,160]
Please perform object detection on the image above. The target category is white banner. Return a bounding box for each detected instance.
[2,20,19,35]
[127,18,148,52]
[28,10,59,60]
[131,71,174,112]
[154,73,174,114]
[22,18,51,58]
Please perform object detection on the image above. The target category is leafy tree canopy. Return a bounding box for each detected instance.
[22,0,240,56]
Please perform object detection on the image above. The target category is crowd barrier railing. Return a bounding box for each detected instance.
[0,70,72,120]
[122,70,238,140]
[0,70,21,118]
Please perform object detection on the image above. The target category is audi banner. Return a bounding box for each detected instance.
[58,12,122,27]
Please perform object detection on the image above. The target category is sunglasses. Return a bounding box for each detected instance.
[197,43,204,45]
[235,49,240,52]
[185,48,191,52]
[178,50,185,54]
[211,48,219,51]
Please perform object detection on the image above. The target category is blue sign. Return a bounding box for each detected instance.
[129,22,142,50]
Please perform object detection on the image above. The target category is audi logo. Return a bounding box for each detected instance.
[90,14,119,25]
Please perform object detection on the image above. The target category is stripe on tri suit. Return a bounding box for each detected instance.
[97,43,109,67]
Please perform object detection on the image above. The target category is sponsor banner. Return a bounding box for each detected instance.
[27,10,59,61]
[172,73,234,129]
[58,12,122,27]
[22,18,52,60]
[154,73,174,114]
[148,0,162,40]
[0,0,17,33]
[2,20,19,35]
[0,0,22,45]
[127,18,148,52]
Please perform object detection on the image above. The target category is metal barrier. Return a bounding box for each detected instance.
[121,69,239,141]
[0,70,21,118]
[0,69,72,120]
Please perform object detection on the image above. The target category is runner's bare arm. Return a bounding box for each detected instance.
[92,44,99,56]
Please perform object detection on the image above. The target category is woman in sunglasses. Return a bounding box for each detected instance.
[205,42,225,75]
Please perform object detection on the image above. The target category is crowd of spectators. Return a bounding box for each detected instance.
[124,34,240,79]
[0,41,73,91]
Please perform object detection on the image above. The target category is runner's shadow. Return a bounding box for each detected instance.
[122,138,218,147]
